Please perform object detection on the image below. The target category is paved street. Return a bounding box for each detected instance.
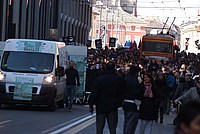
[0,104,89,134]
[75,109,175,134]
[0,104,175,134]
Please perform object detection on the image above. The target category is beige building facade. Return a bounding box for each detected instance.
[180,20,200,53]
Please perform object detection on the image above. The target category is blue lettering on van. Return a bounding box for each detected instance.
[16,41,42,52]
[13,77,34,101]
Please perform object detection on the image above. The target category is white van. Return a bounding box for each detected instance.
[0,42,5,59]
[0,39,66,111]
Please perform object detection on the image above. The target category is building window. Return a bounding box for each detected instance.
[134,36,141,45]
[135,26,141,32]
[126,26,131,31]
[125,35,131,41]
[114,25,118,30]
[96,24,99,29]
[108,24,111,29]
[114,34,119,40]
[96,34,99,39]
[105,34,108,43]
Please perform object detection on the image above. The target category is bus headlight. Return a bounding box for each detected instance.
[43,74,54,84]
[0,72,6,81]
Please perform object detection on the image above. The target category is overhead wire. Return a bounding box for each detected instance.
[150,0,168,17]
[68,0,200,9]
[178,0,188,19]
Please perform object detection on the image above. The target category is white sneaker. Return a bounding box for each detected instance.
[172,108,176,112]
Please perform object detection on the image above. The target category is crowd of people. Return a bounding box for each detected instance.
[86,47,200,134]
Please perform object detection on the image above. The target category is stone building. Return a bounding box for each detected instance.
[0,0,92,45]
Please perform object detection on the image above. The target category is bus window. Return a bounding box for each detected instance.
[142,41,172,53]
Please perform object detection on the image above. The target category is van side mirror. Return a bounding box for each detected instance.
[56,67,65,77]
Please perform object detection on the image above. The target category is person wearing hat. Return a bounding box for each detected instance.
[122,65,142,134]
[89,61,126,134]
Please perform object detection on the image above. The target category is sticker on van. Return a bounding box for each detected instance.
[16,41,43,52]
[13,77,34,101]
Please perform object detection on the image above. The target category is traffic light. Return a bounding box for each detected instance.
[95,39,102,49]
[109,37,116,47]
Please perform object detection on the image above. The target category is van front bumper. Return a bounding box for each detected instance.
[0,82,56,105]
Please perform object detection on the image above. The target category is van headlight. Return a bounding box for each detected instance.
[43,74,54,84]
[0,72,6,81]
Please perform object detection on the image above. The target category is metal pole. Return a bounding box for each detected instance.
[104,9,108,47]
[98,5,102,38]
[116,9,119,40]
[111,13,113,37]
[104,0,108,47]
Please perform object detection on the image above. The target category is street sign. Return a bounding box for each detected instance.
[109,37,116,47]
[185,38,190,42]
[95,39,102,49]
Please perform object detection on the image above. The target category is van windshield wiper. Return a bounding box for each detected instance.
[2,67,51,74]
[1,68,16,72]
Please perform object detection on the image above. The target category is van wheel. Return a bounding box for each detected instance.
[48,99,56,111]
[58,99,64,108]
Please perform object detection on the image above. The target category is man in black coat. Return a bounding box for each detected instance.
[123,65,142,134]
[65,61,80,111]
[89,62,126,134]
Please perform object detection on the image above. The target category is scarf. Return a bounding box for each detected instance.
[144,82,153,98]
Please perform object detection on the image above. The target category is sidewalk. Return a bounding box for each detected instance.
[118,110,175,134]
[77,109,175,134]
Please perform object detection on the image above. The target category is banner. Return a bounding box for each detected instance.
[65,46,87,99]
[69,55,87,98]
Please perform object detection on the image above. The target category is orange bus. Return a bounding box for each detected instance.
[140,34,175,61]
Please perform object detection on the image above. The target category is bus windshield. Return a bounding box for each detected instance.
[142,41,172,54]
[1,51,54,74]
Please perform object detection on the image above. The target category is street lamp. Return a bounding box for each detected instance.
[103,7,114,47]
[94,1,103,39]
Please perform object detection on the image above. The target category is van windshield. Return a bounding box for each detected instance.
[1,51,54,74]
